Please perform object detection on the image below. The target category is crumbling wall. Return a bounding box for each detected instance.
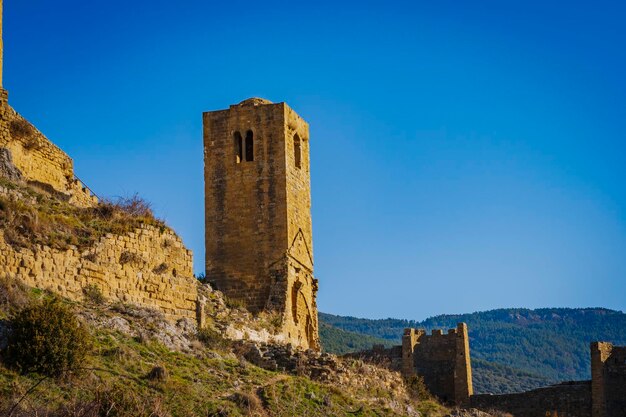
[0,102,97,207]
[470,342,626,417]
[470,381,592,417]
[347,323,472,407]
[0,193,197,321]
[344,344,403,371]
[404,324,473,406]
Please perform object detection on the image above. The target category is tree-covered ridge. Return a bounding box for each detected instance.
[319,323,394,355]
[318,308,626,394]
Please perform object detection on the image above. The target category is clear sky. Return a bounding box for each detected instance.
[4,0,625,320]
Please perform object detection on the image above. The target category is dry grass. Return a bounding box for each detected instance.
[0,276,30,315]
[0,181,165,251]
[9,119,35,140]
[229,391,266,416]
[153,263,169,275]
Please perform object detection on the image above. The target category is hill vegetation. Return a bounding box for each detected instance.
[0,279,451,416]
[318,323,394,355]
[319,308,626,394]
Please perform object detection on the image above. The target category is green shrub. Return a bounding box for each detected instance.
[197,327,230,351]
[224,296,245,310]
[405,375,432,401]
[0,276,29,314]
[82,284,105,305]
[4,298,91,377]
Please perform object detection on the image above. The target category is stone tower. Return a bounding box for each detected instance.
[203,98,319,350]
[401,323,473,406]
[591,342,626,417]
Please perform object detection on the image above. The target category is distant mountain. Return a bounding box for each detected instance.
[319,308,626,394]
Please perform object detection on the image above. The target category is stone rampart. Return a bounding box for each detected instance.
[0,199,197,321]
[344,344,403,371]
[0,102,97,207]
[470,381,592,417]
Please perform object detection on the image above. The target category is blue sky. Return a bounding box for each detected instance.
[4,0,625,320]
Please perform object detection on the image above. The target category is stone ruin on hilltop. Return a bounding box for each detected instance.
[0,1,624,415]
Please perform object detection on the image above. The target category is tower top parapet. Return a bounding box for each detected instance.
[237,97,273,107]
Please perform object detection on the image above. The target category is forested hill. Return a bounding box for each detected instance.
[319,308,626,394]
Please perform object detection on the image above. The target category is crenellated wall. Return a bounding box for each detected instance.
[346,323,473,407]
[471,343,626,417]
[404,324,473,406]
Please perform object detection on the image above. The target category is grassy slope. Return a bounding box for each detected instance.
[0,286,448,417]
[0,295,447,417]
[319,308,626,394]
[0,176,164,251]
[0,176,450,417]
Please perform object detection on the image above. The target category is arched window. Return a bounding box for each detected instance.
[234,131,243,163]
[245,130,254,162]
[294,134,302,169]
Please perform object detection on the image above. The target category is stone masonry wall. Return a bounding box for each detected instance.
[203,98,319,350]
[591,343,626,417]
[343,344,403,371]
[470,381,592,417]
[0,101,97,207]
[0,188,197,321]
[282,104,319,350]
[347,323,472,407]
[404,324,473,407]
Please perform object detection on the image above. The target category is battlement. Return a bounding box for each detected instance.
[471,342,626,417]
[352,323,472,407]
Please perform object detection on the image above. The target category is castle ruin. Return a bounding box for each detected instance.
[0,1,197,324]
[0,2,624,412]
[346,323,473,407]
[471,342,626,417]
[353,326,626,416]
[203,98,320,350]
[0,0,320,350]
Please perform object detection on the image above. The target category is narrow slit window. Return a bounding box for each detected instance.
[245,130,254,161]
[234,131,243,163]
[294,134,302,169]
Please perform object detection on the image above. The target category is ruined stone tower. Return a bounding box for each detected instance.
[402,323,473,406]
[203,98,319,350]
[591,342,626,417]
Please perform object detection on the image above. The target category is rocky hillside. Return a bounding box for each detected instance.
[319,308,626,394]
[0,176,462,417]
[0,276,460,417]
